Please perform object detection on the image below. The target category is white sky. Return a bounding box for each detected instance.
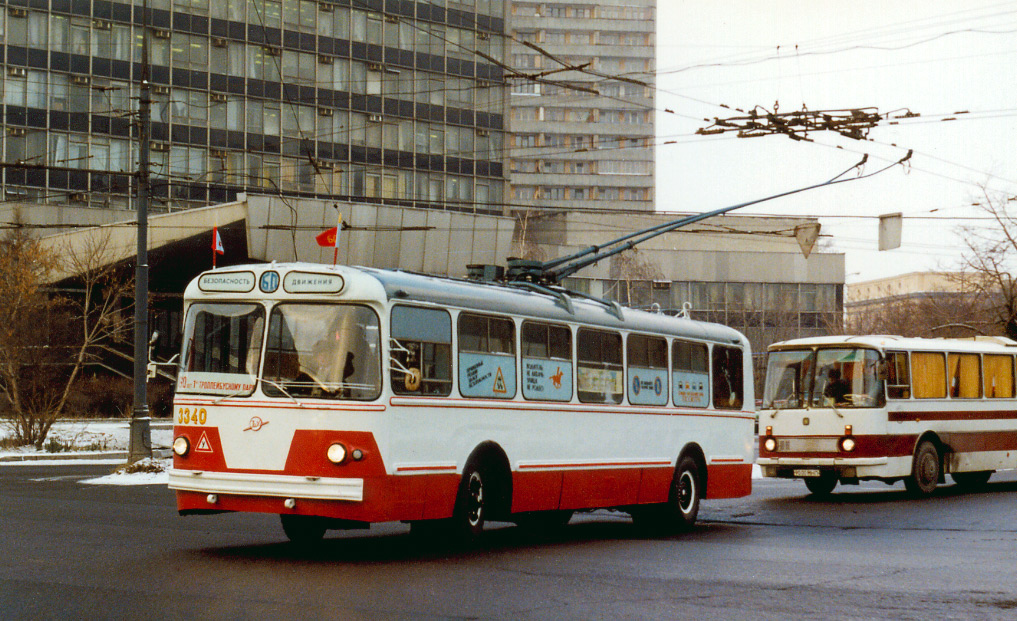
[654,1,1017,282]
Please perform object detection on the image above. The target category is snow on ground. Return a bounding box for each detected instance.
[81,458,172,486]
[0,419,173,458]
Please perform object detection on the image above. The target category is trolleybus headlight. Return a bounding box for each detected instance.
[763,437,777,452]
[327,442,348,464]
[173,436,190,457]
[840,437,856,452]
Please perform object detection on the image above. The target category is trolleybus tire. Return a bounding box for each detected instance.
[633,454,702,533]
[280,514,328,545]
[450,460,489,542]
[904,440,940,496]
[803,472,838,496]
[951,470,992,488]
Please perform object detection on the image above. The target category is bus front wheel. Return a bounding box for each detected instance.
[904,441,940,496]
[450,461,488,542]
[803,472,838,496]
[280,514,328,545]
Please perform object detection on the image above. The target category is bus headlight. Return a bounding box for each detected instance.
[327,442,348,464]
[839,437,856,452]
[173,436,190,457]
[763,437,777,452]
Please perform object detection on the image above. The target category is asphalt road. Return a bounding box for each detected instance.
[3,463,1017,620]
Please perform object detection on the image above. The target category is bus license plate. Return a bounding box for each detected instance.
[794,468,821,477]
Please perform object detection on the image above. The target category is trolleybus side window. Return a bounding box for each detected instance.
[885,351,911,399]
[948,353,982,399]
[912,352,947,399]
[262,304,382,400]
[390,305,452,396]
[521,321,573,402]
[178,303,265,396]
[711,345,744,410]
[627,334,668,406]
[458,313,517,399]
[577,328,624,404]
[673,340,710,408]
[983,354,1015,399]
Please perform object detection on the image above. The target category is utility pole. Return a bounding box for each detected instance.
[129,0,152,463]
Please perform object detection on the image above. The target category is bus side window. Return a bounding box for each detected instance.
[983,354,1015,398]
[577,329,624,404]
[912,352,946,399]
[627,334,668,406]
[948,353,982,399]
[521,321,573,402]
[390,306,452,396]
[457,313,516,399]
[885,351,911,399]
[673,340,709,408]
[712,345,743,410]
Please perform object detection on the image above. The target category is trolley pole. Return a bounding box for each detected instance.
[129,0,153,463]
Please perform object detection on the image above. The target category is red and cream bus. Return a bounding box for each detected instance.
[758,335,1017,496]
[169,262,754,543]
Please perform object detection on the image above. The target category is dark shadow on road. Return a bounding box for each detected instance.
[766,479,1017,506]
[192,517,744,564]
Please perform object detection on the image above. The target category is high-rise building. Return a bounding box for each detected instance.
[505,1,655,213]
[0,0,509,215]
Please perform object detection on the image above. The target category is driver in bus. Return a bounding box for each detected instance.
[823,367,850,405]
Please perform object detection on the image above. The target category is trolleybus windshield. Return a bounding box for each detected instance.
[177,303,265,397]
[764,347,883,409]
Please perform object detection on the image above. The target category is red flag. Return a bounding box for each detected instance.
[212,227,224,268]
[316,226,338,247]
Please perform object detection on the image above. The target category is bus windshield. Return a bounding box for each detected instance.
[261,303,382,400]
[763,347,884,409]
[178,303,265,396]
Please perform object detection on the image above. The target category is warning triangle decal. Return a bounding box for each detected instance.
[493,367,507,394]
[195,431,213,453]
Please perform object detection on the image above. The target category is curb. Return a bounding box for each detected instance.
[0,449,172,463]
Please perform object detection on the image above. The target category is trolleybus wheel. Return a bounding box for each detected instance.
[450,462,488,542]
[904,440,940,496]
[951,470,992,488]
[280,514,328,545]
[633,454,702,533]
[803,472,838,497]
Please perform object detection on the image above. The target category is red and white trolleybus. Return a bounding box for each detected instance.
[169,262,754,543]
[758,335,1017,496]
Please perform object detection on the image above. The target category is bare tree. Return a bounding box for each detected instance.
[0,227,134,448]
[956,188,1017,337]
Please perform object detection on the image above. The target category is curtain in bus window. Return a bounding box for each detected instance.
[262,304,381,400]
[712,345,743,410]
[577,329,624,404]
[674,340,710,408]
[948,353,982,399]
[178,303,264,396]
[521,322,573,401]
[458,313,516,399]
[627,334,668,406]
[912,352,947,399]
[983,354,1015,398]
[390,305,452,396]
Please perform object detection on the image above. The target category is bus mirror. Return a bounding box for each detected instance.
[404,367,422,392]
[876,360,889,381]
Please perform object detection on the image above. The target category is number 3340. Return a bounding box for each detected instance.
[177,407,207,425]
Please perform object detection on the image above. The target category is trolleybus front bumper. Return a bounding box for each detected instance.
[168,468,364,501]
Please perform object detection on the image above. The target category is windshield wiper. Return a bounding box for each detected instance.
[258,378,306,408]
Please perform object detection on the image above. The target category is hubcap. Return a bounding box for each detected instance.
[678,470,696,514]
[466,471,484,526]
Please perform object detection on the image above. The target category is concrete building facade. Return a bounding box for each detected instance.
[0,0,510,214]
[505,0,655,212]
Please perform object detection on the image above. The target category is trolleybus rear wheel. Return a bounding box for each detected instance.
[803,472,838,497]
[904,440,940,496]
[280,514,328,545]
[633,454,702,533]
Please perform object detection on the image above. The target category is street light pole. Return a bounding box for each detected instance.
[129,0,152,463]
